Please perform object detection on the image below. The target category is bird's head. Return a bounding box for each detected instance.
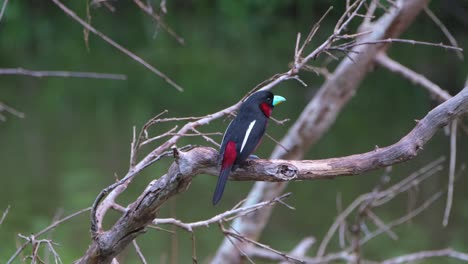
[243,91,286,118]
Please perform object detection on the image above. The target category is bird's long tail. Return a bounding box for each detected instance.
[212,166,231,205]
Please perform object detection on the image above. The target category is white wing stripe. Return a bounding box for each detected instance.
[240,120,256,153]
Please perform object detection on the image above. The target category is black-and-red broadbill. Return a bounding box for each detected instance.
[213,91,286,205]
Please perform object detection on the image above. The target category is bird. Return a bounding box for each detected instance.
[213,91,286,205]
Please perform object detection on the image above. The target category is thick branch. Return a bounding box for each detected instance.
[76,86,467,264]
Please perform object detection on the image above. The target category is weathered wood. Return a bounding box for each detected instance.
[76,87,467,264]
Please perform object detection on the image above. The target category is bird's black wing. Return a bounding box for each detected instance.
[234,113,268,164]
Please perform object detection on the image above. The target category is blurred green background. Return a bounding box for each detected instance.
[1,1,467,263]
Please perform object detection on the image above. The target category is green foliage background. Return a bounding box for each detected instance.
[1,1,467,263]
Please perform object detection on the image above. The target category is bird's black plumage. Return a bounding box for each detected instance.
[213,91,284,205]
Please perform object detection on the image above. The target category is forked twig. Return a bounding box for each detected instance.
[7,207,91,264]
[50,0,183,91]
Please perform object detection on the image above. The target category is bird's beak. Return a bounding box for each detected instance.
[272,95,286,106]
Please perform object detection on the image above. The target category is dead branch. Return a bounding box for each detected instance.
[0,102,25,121]
[318,158,444,257]
[132,0,184,45]
[7,207,91,264]
[132,240,148,264]
[279,237,316,264]
[50,0,183,91]
[17,234,63,264]
[0,67,127,80]
[335,37,463,52]
[153,193,292,232]
[0,205,10,226]
[375,53,451,102]
[76,86,467,263]
[381,248,468,264]
[442,119,458,226]
[0,0,8,23]
[424,7,463,59]
[246,247,356,264]
[221,226,305,264]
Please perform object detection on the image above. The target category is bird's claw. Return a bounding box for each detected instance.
[248,154,260,160]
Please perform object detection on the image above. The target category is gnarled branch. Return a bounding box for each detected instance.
[76,85,467,264]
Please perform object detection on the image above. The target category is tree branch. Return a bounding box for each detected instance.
[375,53,451,102]
[381,248,468,264]
[0,68,127,80]
[76,85,467,263]
[50,0,183,91]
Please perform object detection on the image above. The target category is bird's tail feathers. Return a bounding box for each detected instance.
[212,166,231,205]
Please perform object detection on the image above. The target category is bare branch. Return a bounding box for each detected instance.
[0,67,127,80]
[279,237,316,264]
[336,37,463,52]
[381,248,468,264]
[78,87,467,263]
[318,157,444,257]
[0,0,8,23]
[132,0,184,45]
[0,205,10,226]
[424,7,463,59]
[7,207,91,264]
[0,102,25,121]
[443,119,457,226]
[247,247,357,263]
[50,0,183,91]
[17,234,63,264]
[132,239,148,264]
[222,227,305,264]
[375,53,451,102]
[197,87,467,183]
[361,190,443,246]
[153,193,292,232]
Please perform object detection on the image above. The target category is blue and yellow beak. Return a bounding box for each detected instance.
[272,95,286,106]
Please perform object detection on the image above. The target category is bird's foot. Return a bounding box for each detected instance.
[248,154,260,160]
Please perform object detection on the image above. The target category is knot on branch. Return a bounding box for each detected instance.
[176,147,218,176]
[277,163,299,179]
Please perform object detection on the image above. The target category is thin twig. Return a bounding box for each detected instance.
[153,193,292,232]
[381,248,468,264]
[0,205,10,226]
[337,38,463,51]
[50,0,183,91]
[0,68,127,80]
[375,53,451,102]
[223,225,305,263]
[0,102,25,119]
[17,235,63,264]
[443,119,457,226]
[361,191,443,246]
[133,0,184,45]
[317,159,444,257]
[133,239,148,264]
[190,232,197,264]
[0,0,8,23]
[424,7,463,60]
[7,207,91,264]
